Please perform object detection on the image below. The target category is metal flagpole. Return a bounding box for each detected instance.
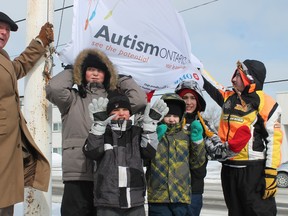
[24,0,54,215]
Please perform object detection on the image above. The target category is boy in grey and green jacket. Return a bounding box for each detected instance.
[146,93,206,216]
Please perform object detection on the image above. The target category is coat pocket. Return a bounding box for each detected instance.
[62,138,93,174]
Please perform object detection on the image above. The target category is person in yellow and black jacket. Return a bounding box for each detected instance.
[175,80,252,216]
[201,60,283,216]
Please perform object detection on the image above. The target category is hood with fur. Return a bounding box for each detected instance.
[73,48,118,91]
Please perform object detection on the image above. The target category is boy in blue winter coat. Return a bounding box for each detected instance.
[83,90,168,216]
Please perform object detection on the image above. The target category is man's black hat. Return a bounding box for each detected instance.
[0,12,18,31]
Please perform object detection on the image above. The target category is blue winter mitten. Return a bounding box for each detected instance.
[156,124,167,141]
[190,120,203,144]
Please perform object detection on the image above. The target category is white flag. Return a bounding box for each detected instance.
[59,0,203,92]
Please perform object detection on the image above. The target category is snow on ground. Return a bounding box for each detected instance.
[206,160,222,182]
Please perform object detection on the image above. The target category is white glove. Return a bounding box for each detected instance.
[88,97,112,136]
[88,97,109,122]
[143,99,169,132]
[90,115,115,135]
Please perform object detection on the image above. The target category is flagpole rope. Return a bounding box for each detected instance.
[55,0,66,50]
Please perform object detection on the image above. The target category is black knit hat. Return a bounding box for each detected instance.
[161,93,186,119]
[0,12,18,31]
[166,101,185,118]
[81,53,111,89]
[107,90,132,115]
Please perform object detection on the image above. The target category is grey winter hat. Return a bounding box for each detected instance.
[0,12,18,31]
[175,80,206,112]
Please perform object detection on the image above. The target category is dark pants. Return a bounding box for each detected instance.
[221,163,277,216]
[0,205,14,216]
[186,194,203,216]
[148,203,189,216]
[61,181,96,216]
[97,205,145,216]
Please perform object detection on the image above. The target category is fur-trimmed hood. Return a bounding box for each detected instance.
[73,48,118,91]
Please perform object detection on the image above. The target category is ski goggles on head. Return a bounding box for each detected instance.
[236,61,255,84]
[175,80,201,94]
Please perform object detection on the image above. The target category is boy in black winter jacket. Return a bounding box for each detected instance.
[83,90,168,216]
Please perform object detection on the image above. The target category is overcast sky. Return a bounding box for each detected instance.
[2,0,288,107]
